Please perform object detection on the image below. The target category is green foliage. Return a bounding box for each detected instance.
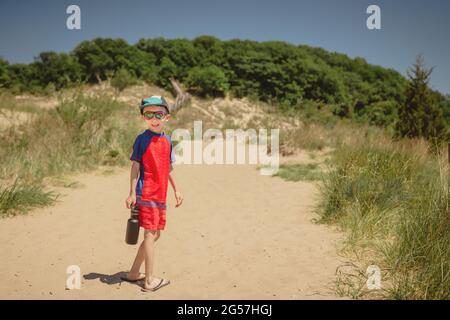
[73,38,122,82]
[1,37,448,138]
[396,56,448,145]
[136,37,171,64]
[110,68,137,93]
[0,179,56,216]
[33,51,82,90]
[6,63,36,93]
[274,163,322,181]
[185,65,229,97]
[157,57,177,89]
[356,100,399,127]
[193,35,225,67]
[0,57,10,88]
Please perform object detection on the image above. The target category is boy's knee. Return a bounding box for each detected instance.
[144,229,157,239]
[143,229,162,241]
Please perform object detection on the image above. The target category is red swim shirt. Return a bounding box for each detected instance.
[130,129,175,221]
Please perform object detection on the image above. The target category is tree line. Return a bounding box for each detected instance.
[0,36,448,142]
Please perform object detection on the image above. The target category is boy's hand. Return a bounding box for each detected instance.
[125,194,137,209]
[175,191,183,208]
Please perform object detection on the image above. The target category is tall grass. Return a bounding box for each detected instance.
[0,94,140,215]
[0,179,56,216]
[274,163,323,182]
[318,129,449,299]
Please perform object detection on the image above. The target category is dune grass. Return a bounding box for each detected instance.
[1,87,448,299]
[0,92,41,114]
[0,179,57,216]
[274,163,323,182]
[318,129,449,299]
[0,94,141,216]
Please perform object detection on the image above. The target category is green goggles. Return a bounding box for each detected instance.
[142,111,166,120]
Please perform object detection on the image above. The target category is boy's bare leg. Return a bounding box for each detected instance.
[127,241,145,279]
[128,230,160,279]
[137,229,169,291]
[144,229,157,287]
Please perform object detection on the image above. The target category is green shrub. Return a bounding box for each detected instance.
[185,65,229,97]
[111,68,137,93]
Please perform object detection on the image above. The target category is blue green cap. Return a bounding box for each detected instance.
[140,96,170,114]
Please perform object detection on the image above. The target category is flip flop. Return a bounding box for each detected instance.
[120,273,146,283]
[141,278,170,292]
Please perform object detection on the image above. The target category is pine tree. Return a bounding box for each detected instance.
[396,55,447,145]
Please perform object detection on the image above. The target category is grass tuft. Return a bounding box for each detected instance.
[0,179,57,216]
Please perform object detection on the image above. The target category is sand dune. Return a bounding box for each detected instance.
[0,162,344,299]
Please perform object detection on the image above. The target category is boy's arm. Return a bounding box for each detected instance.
[169,172,183,207]
[168,172,177,193]
[126,160,140,208]
[130,161,140,195]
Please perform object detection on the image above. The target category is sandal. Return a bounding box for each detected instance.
[141,278,170,292]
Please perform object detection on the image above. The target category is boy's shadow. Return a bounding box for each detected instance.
[83,271,142,287]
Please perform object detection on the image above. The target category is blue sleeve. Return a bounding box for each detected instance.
[130,136,142,163]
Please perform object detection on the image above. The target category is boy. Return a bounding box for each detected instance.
[124,95,183,292]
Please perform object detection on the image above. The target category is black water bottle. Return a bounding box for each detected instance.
[125,205,140,245]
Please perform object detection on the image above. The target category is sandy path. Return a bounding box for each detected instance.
[0,163,343,299]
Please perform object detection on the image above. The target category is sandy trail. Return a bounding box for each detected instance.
[0,162,343,299]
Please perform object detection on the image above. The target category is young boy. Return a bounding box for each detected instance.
[124,95,183,292]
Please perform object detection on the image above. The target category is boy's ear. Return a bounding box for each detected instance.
[165,114,171,121]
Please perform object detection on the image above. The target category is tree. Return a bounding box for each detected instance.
[111,68,137,93]
[0,36,435,129]
[185,65,229,97]
[0,58,10,88]
[33,52,82,89]
[193,35,225,67]
[72,38,123,83]
[395,55,447,145]
[126,47,157,82]
[165,39,198,79]
[136,37,169,64]
[7,63,36,92]
[157,57,177,89]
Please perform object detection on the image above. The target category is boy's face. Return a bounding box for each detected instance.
[141,105,170,133]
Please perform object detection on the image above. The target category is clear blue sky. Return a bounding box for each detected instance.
[0,0,449,94]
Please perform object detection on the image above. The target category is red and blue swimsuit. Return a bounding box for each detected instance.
[130,129,174,230]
